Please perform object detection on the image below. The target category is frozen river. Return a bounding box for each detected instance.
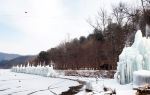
[0,69,137,95]
[0,69,79,95]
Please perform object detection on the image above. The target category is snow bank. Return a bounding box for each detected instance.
[115,30,150,84]
[11,64,58,77]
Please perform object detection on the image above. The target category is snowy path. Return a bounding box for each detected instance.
[0,69,79,95]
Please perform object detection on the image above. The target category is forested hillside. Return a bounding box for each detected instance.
[33,1,149,70]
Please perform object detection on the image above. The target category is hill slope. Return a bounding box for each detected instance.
[0,52,21,62]
[0,56,36,69]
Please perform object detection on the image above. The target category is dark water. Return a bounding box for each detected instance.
[60,84,83,95]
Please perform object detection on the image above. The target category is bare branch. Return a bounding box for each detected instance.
[86,18,99,29]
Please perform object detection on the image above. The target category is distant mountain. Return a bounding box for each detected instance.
[0,55,36,69]
[0,52,21,62]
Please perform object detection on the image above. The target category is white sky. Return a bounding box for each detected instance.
[0,0,140,55]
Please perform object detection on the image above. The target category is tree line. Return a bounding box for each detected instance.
[32,1,150,70]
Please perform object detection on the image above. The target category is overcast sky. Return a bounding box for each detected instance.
[0,0,140,55]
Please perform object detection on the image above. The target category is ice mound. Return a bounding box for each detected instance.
[133,70,150,87]
[115,30,150,84]
[11,64,58,77]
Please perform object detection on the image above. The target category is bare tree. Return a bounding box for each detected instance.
[112,2,127,26]
[140,0,150,37]
[97,8,108,33]
[86,18,101,30]
[141,0,150,10]
[87,8,108,34]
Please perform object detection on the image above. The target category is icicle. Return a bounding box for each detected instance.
[11,62,58,77]
[115,30,150,84]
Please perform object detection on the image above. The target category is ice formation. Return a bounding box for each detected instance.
[115,30,150,84]
[85,81,93,91]
[133,70,150,87]
[11,64,58,77]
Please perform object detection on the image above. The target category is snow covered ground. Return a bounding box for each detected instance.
[0,69,137,95]
[0,69,79,95]
[77,79,136,95]
[64,76,136,95]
